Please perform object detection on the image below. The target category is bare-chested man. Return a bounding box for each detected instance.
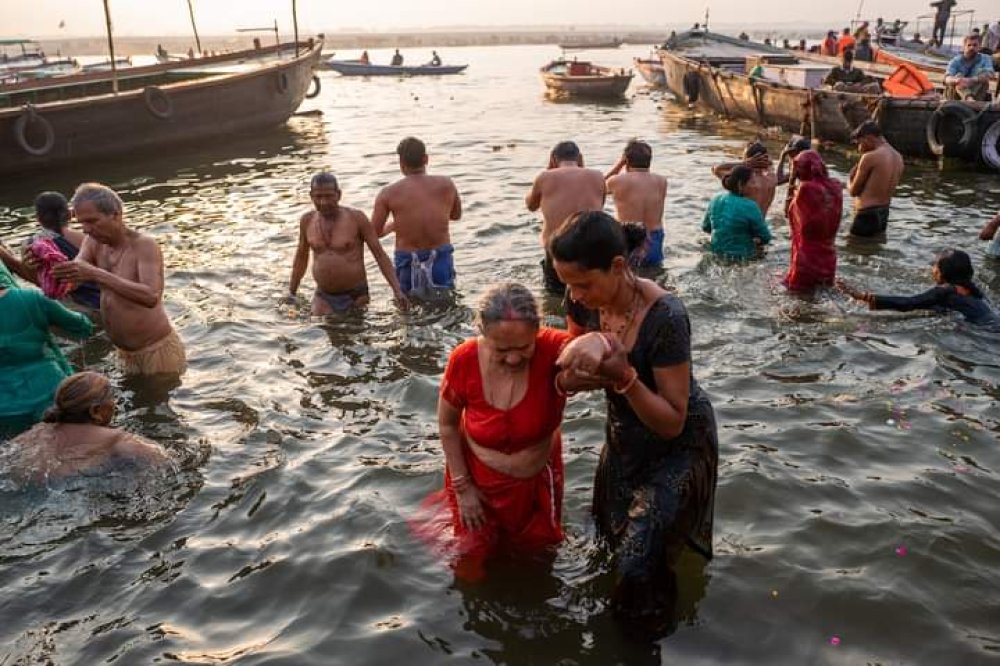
[847,121,904,237]
[372,136,461,295]
[289,173,406,315]
[51,183,185,376]
[712,140,778,217]
[525,140,606,295]
[605,139,668,267]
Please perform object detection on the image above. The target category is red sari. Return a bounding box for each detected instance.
[783,150,843,291]
[413,328,570,580]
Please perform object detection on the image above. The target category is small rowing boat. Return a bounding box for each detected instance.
[321,59,468,76]
[540,59,632,98]
[634,57,666,87]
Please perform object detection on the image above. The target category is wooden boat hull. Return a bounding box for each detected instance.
[658,46,999,162]
[321,60,467,76]
[634,58,666,87]
[0,41,323,176]
[542,73,632,97]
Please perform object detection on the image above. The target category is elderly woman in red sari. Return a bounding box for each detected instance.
[782,150,843,292]
[419,283,605,579]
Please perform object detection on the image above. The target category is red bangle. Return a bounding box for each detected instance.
[613,367,639,394]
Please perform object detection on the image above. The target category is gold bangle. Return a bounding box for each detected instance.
[554,373,568,397]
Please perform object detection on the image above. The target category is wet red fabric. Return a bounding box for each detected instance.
[412,328,570,580]
[783,151,843,291]
[30,237,72,300]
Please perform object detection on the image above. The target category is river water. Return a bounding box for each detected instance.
[1,44,998,665]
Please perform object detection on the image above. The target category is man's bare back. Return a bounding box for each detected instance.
[526,166,606,246]
[372,174,460,252]
[850,143,903,210]
[745,168,778,217]
[607,170,667,231]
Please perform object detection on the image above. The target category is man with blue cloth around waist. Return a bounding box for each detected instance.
[605,139,668,268]
[372,136,462,296]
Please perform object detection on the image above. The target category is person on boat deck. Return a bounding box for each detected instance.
[289,173,406,314]
[605,139,668,268]
[0,262,94,437]
[415,283,607,581]
[1,191,101,312]
[847,121,903,238]
[874,18,886,39]
[821,30,838,56]
[525,140,606,296]
[782,39,792,50]
[359,50,370,64]
[4,372,170,485]
[798,38,808,51]
[738,31,749,41]
[823,48,880,93]
[984,20,1000,54]
[429,50,441,66]
[837,27,856,55]
[372,137,462,296]
[711,140,777,217]
[50,183,186,377]
[552,211,719,636]
[839,249,998,325]
[783,150,843,292]
[979,211,1000,258]
[777,135,812,216]
[911,33,924,45]
[944,34,996,102]
[701,165,773,261]
[854,36,874,62]
[391,49,403,66]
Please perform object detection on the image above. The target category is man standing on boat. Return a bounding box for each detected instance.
[525,141,606,295]
[372,137,462,295]
[847,122,903,238]
[944,34,996,101]
[605,139,668,267]
[51,183,186,376]
[391,49,403,66]
[931,0,957,47]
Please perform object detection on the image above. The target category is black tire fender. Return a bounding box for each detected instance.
[979,118,1000,170]
[14,105,55,156]
[926,101,978,158]
[305,74,321,99]
[143,86,173,119]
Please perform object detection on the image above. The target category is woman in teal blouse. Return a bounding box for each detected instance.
[701,165,773,261]
[0,264,94,436]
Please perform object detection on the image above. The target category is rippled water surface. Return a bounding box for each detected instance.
[1,45,999,665]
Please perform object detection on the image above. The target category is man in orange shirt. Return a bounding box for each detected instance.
[837,27,856,54]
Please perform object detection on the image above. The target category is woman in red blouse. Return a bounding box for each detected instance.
[416,282,604,579]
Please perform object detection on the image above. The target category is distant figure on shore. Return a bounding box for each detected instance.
[605,139,668,268]
[783,151,843,292]
[359,50,370,65]
[525,141,606,295]
[702,165,772,261]
[839,249,998,325]
[391,49,403,66]
[4,372,169,485]
[979,211,1000,258]
[837,27,856,55]
[944,34,996,101]
[51,183,186,376]
[712,141,777,218]
[931,0,957,46]
[824,48,880,93]
[429,50,441,66]
[372,137,462,295]
[289,173,406,314]
[847,121,903,238]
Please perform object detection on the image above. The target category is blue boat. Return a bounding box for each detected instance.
[321,59,468,76]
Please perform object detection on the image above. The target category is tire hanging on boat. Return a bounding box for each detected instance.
[14,106,55,157]
[143,86,173,120]
[305,75,321,99]
[980,119,1000,171]
[683,70,700,105]
[926,102,978,158]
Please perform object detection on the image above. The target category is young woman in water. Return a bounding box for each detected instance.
[838,249,998,325]
[4,372,168,484]
[701,164,773,261]
[551,211,719,635]
[783,150,843,292]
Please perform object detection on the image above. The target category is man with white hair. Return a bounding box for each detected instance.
[52,182,185,376]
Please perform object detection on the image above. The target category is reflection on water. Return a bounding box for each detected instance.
[1,44,999,665]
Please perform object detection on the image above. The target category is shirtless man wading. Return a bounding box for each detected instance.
[847,121,903,238]
[525,140,606,295]
[51,183,186,377]
[289,173,405,314]
[605,139,668,267]
[372,136,462,295]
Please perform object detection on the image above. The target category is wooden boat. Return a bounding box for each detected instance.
[0,39,324,176]
[0,39,47,75]
[873,43,949,74]
[321,59,467,76]
[541,60,632,98]
[559,39,624,50]
[657,29,1000,167]
[634,57,666,87]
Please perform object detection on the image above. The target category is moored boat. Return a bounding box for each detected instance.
[657,29,1000,167]
[634,57,666,87]
[321,59,468,76]
[540,59,632,98]
[0,39,324,176]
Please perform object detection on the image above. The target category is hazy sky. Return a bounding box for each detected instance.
[3,0,998,37]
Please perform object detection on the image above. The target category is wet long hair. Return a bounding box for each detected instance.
[936,249,983,298]
[548,210,645,271]
[475,283,540,331]
[34,191,70,232]
[43,372,114,424]
[722,165,754,195]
